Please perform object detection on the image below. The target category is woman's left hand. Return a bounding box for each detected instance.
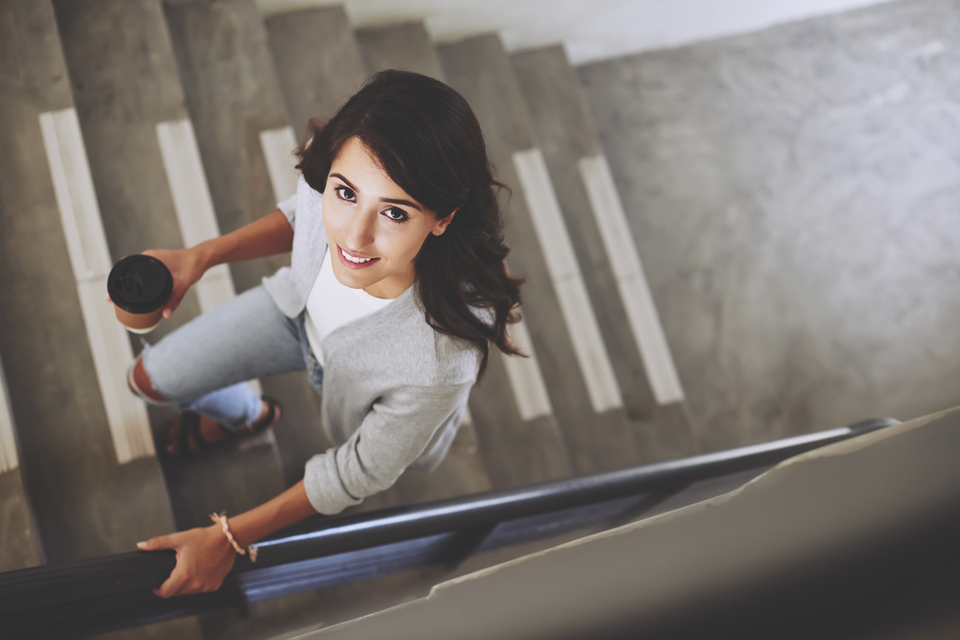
[137,525,236,598]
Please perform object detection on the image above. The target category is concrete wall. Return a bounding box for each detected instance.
[578,0,960,451]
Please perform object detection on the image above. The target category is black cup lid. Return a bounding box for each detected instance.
[107,255,173,314]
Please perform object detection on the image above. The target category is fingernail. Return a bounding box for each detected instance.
[137,541,147,549]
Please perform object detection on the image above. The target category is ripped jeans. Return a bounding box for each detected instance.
[136,285,322,432]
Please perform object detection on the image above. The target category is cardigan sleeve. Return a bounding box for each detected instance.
[302,381,473,515]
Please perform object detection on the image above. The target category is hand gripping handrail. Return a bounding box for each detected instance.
[0,418,899,639]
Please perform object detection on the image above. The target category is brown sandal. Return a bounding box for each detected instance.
[164,397,282,457]
[235,396,282,436]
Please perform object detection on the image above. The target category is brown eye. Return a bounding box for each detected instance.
[383,207,409,222]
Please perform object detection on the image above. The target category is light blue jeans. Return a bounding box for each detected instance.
[140,286,322,432]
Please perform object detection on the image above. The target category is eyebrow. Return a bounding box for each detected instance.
[329,173,422,211]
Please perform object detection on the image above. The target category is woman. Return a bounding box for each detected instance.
[129,70,523,597]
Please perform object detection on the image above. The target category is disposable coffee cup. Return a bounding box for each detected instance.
[107,254,173,334]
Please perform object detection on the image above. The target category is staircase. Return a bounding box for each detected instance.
[0,1,694,637]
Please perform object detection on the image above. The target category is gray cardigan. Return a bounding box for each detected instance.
[263,178,480,515]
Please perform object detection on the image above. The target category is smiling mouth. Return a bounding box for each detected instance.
[338,246,379,268]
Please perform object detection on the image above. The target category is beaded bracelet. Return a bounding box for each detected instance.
[209,512,258,562]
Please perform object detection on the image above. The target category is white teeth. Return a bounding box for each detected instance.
[341,248,374,263]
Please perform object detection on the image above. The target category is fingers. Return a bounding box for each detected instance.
[152,567,226,597]
[154,566,190,599]
[139,526,235,598]
[138,248,199,320]
[163,291,185,319]
[139,534,188,598]
[137,535,175,551]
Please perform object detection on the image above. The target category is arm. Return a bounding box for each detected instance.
[305,383,473,515]
[139,382,472,596]
[144,208,294,318]
[136,479,316,598]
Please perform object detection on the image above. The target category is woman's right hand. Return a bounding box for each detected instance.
[141,247,208,319]
[137,524,237,598]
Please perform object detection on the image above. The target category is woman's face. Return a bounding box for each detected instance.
[322,137,453,299]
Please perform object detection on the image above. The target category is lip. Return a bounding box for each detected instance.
[337,245,380,270]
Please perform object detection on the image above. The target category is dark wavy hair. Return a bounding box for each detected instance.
[296,70,523,378]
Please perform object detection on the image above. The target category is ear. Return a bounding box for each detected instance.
[431,209,457,236]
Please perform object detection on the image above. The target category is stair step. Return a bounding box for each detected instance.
[0,1,199,637]
[0,0,173,562]
[355,21,445,80]
[52,0,286,536]
[264,5,369,138]
[438,34,640,480]
[0,354,42,572]
[510,45,697,464]
[0,467,42,572]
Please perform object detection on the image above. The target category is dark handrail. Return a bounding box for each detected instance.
[249,417,898,566]
[0,418,898,639]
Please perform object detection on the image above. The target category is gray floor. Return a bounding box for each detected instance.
[0,469,43,572]
[578,0,960,454]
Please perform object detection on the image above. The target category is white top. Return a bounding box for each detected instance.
[304,248,393,365]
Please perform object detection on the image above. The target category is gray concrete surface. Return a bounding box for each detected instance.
[264,5,369,135]
[1,1,200,637]
[0,469,43,572]
[439,35,637,479]
[512,45,698,464]
[0,0,176,562]
[53,0,286,535]
[468,348,573,488]
[578,0,960,452]
[355,21,445,80]
[164,0,293,295]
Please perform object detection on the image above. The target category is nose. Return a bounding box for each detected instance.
[342,206,376,252]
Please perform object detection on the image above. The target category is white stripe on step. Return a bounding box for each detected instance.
[513,148,624,414]
[77,277,158,460]
[40,108,155,463]
[0,352,19,473]
[259,127,300,201]
[502,316,553,421]
[156,119,236,313]
[579,154,685,405]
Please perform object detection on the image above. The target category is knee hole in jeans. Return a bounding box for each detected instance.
[127,355,170,404]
